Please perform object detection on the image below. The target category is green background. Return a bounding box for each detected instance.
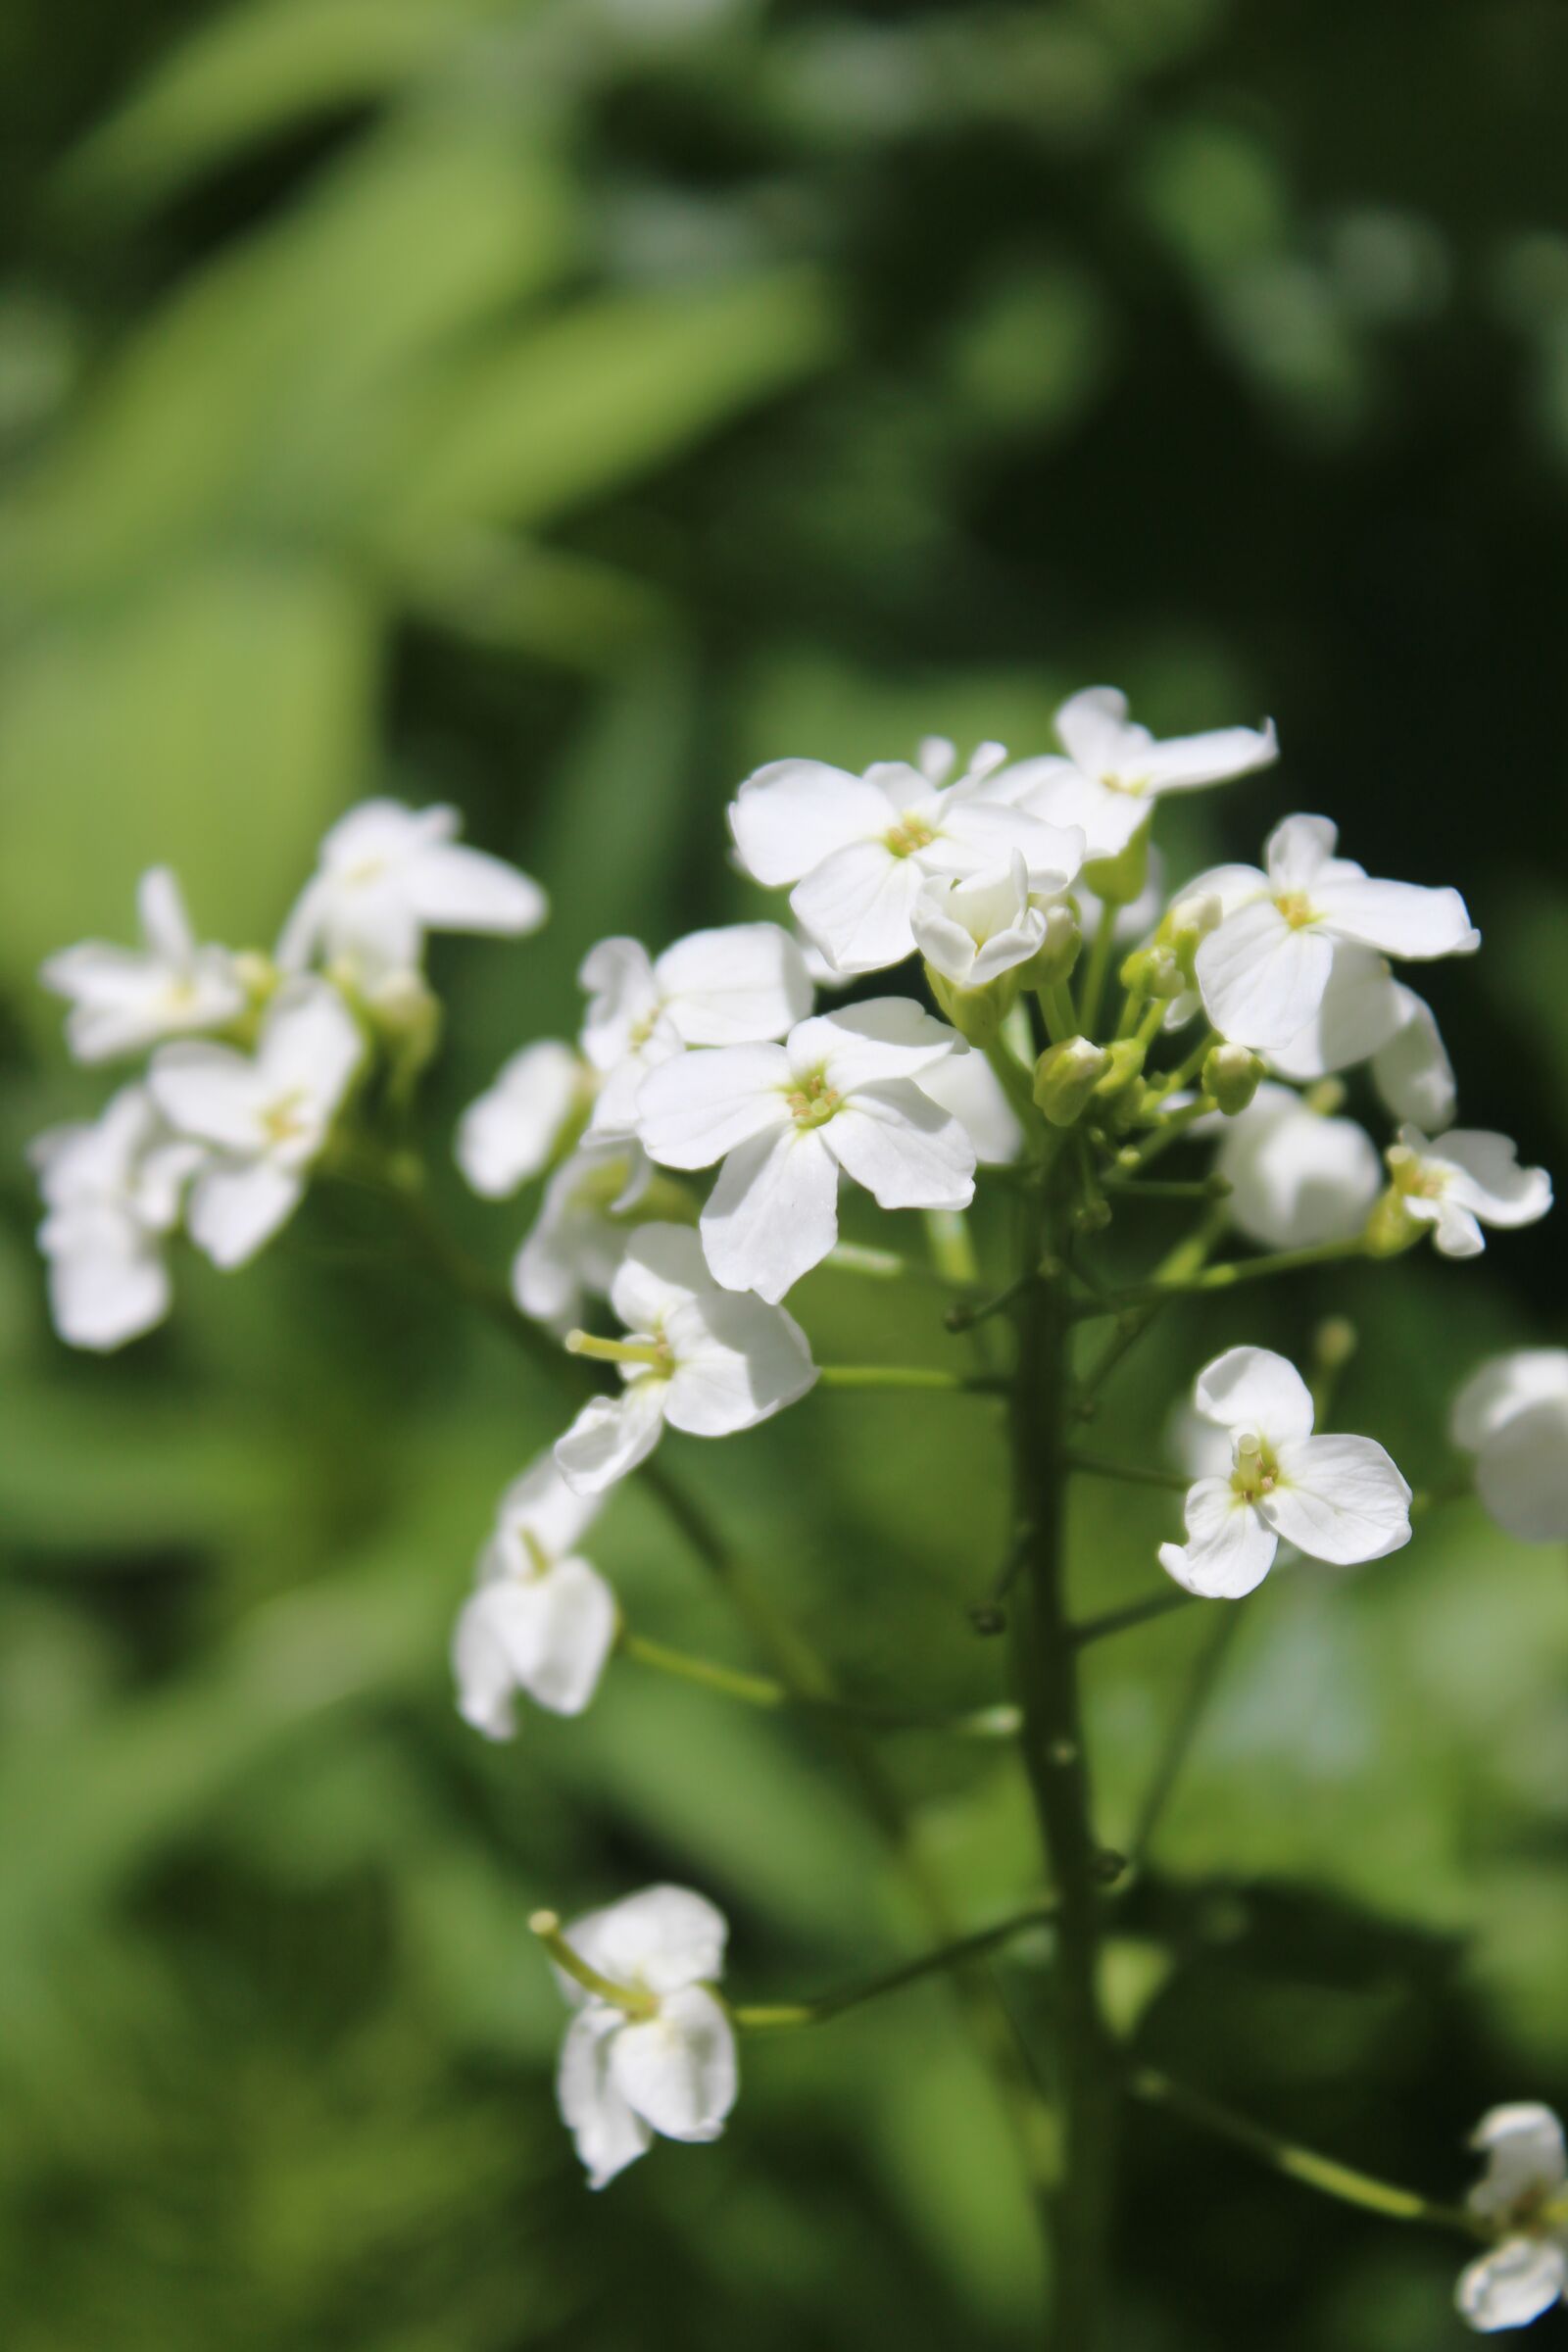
[2,2,1565,2344]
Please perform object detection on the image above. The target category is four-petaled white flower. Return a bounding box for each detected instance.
[452,1456,617,1735]
[910,852,1053,990]
[1193,814,1478,1054]
[1384,1126,1552,1259]
[552,1885,737,2190]
[512,1142,658,1333]
[149,979,364,1267]
[277,800,547,984]
[41,868,248,1063]
[1449,1352,1568,1544]
[978,686,1278,863]
[636,1001,975,1302]
[1158,1346,1411,1597]
[579,925,812,1140]
[1209,1081,1382,1250]
[727,740,1083,977]
[555,1224,816,1493]
[457,1039,589,1198]
[1457,2104,1568,2332]
[30,1085,202,1350]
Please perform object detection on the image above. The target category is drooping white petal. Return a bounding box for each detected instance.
[558,2008,653,2189]
[610,1986,738,2144]
[608,1224,710,1335]
[800,998,960,1092]
[451,1589,523,1740]
[1370,985,1456,1130]
[915,1052,1022,1165]
[257,979,365,1111]
[457,1041,584,1197]
[1450,1353,1568,1453]
[578,939,662,1070]
[1194,1347,1316,1443]
[486,1452,603,1573]
[1138,718,1279,794]
[663,1289,817,1433]
[1469,2104,1568,2214]
[728,759,899,886]
[1423,1130,1552,1231]
[822,1085,975,1212]
[186,1160,304,1268]
[698,1125,840,1301]
[1266,945,1407,1083]
[512,1146,644,1331]
[1264,1434,1412,1565]
[1425,1199,1487,1257]
[137,866,196,960]
[44,1228,172,1351]
[1455,2237,1566,2333]
[1263,814,1340,895]
[554,1379,670,1494]
[467,1558,617,1719]
[654,923,813,1044]
[635,1045,792,1169]
[1054,686,1133,777]
[1158,1480,1279,1597]
[401,839,547,936]
[1214,1085,1381,1250]
[1197,900,1336,1051]
[565,1885,729,1994]
[790,840,926,976]
[1313,873,1479,960]
[1470,1398,1568,1544]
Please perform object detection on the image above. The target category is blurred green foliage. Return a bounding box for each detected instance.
[2,2,1566,2346]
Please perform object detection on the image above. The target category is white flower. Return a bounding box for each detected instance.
[1450,1352,1568,1544]
[579,924,811,1140]
[452,1456,617,1735]
[636,1000,975,1302]
[1457,2104,1568,2332]
[276,800,547,984]
[30,1086,201,1350]
[1210,1082,1381,1250]
[978,687,1278,862]
[40,868,248,1063]
[727,743,1083,977]
[513,1143,656,1333]
[910,852,1052,989]
[554,1224,815,1493]
[457,1040,589,1198]
[1385,1126,1552,1259]
[551,1885,737,2189]
[148,979,364,1268]
[1158,1346,1411,1597]
[1264,945,1458,1130]
[916,1050,1022,1166]
[1193,815,1478,1054]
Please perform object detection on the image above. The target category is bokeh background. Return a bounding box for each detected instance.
[3,2,1567,2345]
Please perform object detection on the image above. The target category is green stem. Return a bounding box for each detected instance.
[1073,1587,1198,1647]
[1130,2071,1484,2236]
[1041,980,1079,1045]
[1061,1451,1191,1494]
[1071,1236,1370,1320]
[922,1208,981,1288]
[1126,1605,1246,1867]
[1113,1096,1215,1173]
[620,1629,1020,1740]
[985,1034,1045,1139]
[1077,902,1119,1037]
[734,1901,1057,2031]
[1143,1027,1221,1106]
[1066,1205,1230,1419]
[817,1363,999,1393]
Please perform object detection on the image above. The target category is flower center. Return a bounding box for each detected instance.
[785,1069,843,1128]
[1386,1144,1445,1200]
[1100,770,1147,797]
[884,813,937,858]
[1230,1432,1282,1502]
[1273,890,1320,929]
[261,1090,311,1147]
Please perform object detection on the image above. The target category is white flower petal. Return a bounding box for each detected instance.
[565,1885,729,1994]
[1450,1353,1568,1453]
[554,1380,669,1494]
[578,938,662,1071]
[664,1289,817,1432]
[1471,1397,1568,1544]
[186,1160,304,1268]
[915,1053,1022,1165]
[1197,900,1336,1051]
[822,1086,975,1212]
[609,1224,711,1333]
[1159,1481,1279,1597]
[1470,2105,1568,2214]
[1263,814,1340,894]
[728,759,898,886]
[402,840,547,935]
[655,923,813,1045]
[1054,686,1131,776]
[451,1591,523,1740]
[931,802,1084,892]
[45,1232,171,1351]
[558,2008,654,2189]
[489,1452,603,1570]
[790,840,926,976]
[1370,985,1456,1130]
[1006,763,1150,862]
[1265,1434,1412,1564]
[610,1986,738,2144]
[1426,1131,1552,1230]
[457,1041,583,1198]
[1194,1347,1316,1443]
[258,979,364,1109]
[1266,944,1406,1082]
[1139,718,1279,793]
[635,1045,791,1169]
[1215,1087,1381,1250]
[1313,874,1479,959]
[799,998,960,1091]
[473,1558,616,1718]
[149,1043,269,1152]
[1456,2237,1566,2332]
[698,1124,840,1301]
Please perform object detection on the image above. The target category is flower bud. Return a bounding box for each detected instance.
[1202,1043,1265,1116]
[1033,1036,1110,1126]
[1081,822,1150,907]
[924,962,1019,1049]
[1363,1184,1425,1257]
[1017,904,1081,992]
[1093,1039,1147,1103]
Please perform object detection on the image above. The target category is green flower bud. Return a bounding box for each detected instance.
[1201,1043,1265,1116]
[1093,1039,1147,1102]
[1033,1036,1110,1126]
[1081,822,1151,907]
[1364,1185,1425,1257]
[924,961,1019,1049]
[1017,904,1081,992]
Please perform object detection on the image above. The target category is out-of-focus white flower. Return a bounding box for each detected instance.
[1210,1081,1381,1249]
[980,687,1278,863]
[452,1456,617,1735]
[1449,1352,1568,1543]
[30,1085,202,1349]
[637,1001,973,1301]
[513,1142,660,1333]
[549,1885,737,2189]
[149,979,363,1267]
[555,1225,816,1493]
[1158,1346,1411,1597]
[41,868,248,1063]
[910,853,1052,989]
[1265,947,1457,1131]
[579,925,811,1140]
[1193,815,1478,1054]
[1457,2104,1568,2332]
[276,800,546,984]
[916,1050,1022,1166]
[1384,1127,1552,1259]
[728,741,1083,977]
[457,1041,590,1198]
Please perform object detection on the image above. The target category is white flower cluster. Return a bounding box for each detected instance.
[33,805,545,1348]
